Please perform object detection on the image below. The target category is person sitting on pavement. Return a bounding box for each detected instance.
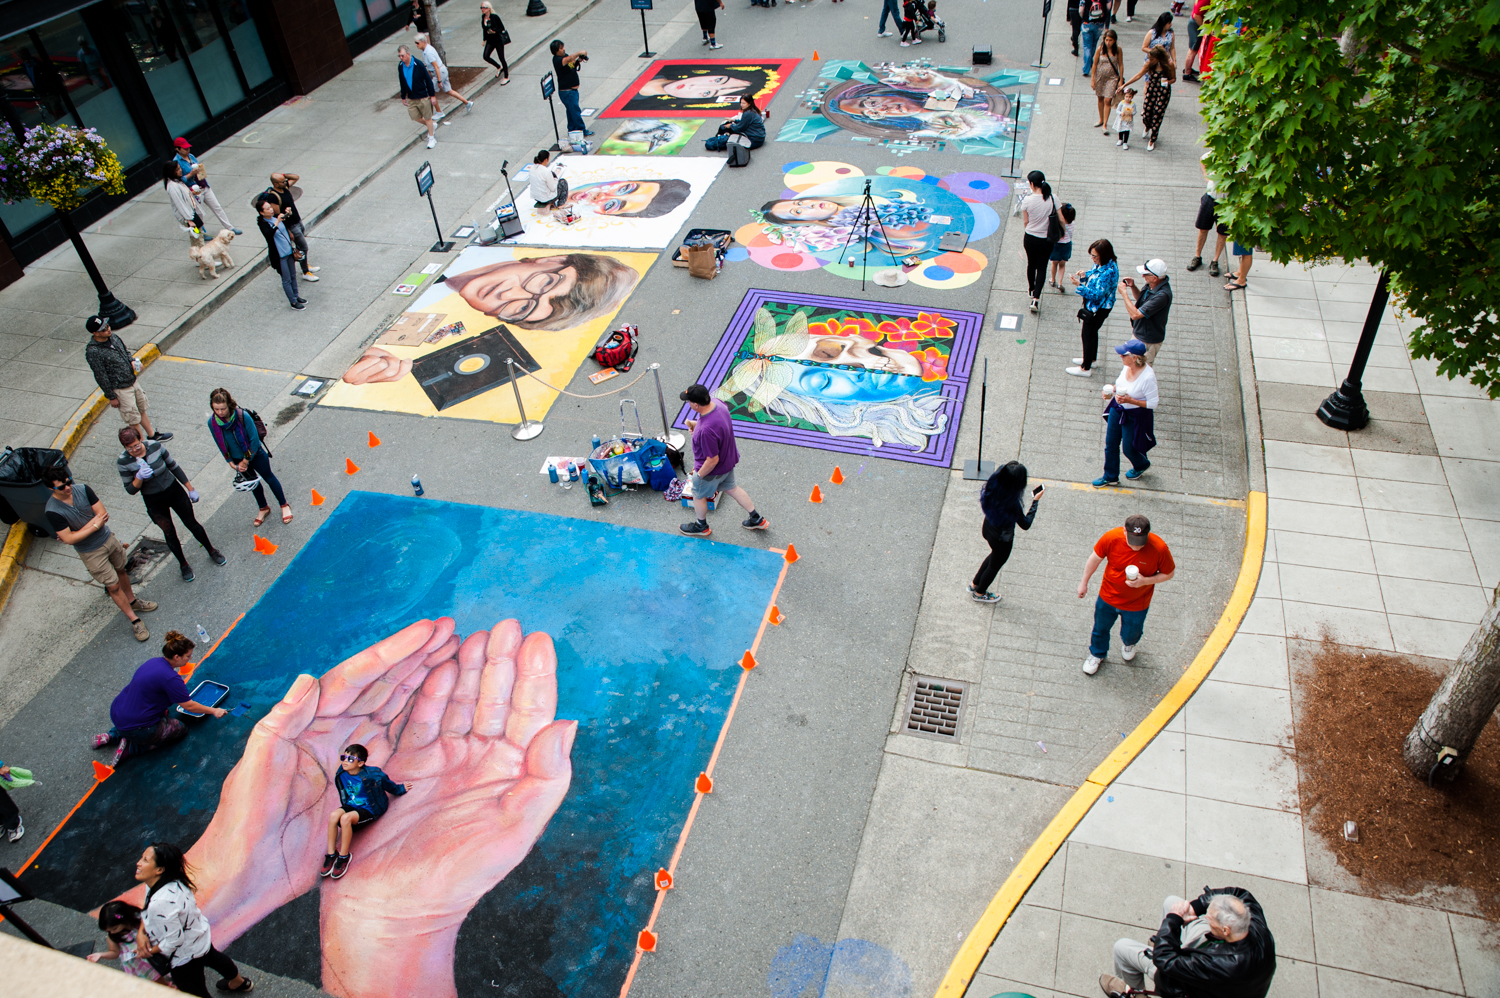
[704,95,767,151]
[1102,886,1276,998]
[92,630,228,767]
[116,426,225,583]
[43,463,157,642]
[86,314,171,442]
[528,149,568,209]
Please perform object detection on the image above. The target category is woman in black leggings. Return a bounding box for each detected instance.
[969,461,1041,603]
[1019,170,1058,313]
[207,387,291,528]
[480,2,509,83]
[116,427,224,582]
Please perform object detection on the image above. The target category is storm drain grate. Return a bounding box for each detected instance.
[904,677,967,741]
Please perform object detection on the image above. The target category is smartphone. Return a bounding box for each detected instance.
[1032,484,1045,498]
[177,680,230,717]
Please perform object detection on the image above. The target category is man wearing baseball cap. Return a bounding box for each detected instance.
[171,137,241,235]
[85,314,171,442]
[1118,258,1173,367]
[677,383,768,537]
[1077,514,1175,675]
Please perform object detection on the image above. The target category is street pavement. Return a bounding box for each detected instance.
[3,3,1497,998]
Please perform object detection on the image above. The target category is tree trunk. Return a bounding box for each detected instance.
[421,0,445,63]
[1403,583,1500,782]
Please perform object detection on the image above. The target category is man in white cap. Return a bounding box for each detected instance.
[1119,258,1173,366]
[414,33,475,115]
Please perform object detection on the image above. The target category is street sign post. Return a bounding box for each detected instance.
[541,71,562,151]
[414,161,453,252]
[631,0,654,58]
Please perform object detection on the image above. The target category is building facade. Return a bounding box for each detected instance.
[0,0,417,286]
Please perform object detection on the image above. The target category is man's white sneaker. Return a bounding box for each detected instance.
[1083,655,1102,675]
[879,30,894,36]
[1122,644,1138,661]
[307,266,321,273]
[426,135,437,149]
[302,273,320,282]
[1066,366,1093,377]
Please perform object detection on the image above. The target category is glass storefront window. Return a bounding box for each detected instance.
[229,20,273,88]
[335,0,370,36]
[366,0,397,22]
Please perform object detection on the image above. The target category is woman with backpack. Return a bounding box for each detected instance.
[969,461,1041,604]
[1020,170,1061,313]
[1078,0,1110,75]
[207,387,291,527]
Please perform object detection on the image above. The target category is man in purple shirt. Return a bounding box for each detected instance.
[93,631,228,766]
[678,383,768,537]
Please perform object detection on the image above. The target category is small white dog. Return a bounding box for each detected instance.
[190,228,235,279]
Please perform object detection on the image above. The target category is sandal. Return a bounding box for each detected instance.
[253,508,269,526]
[215,977,254,992]
[1224,280,1247,291]
[281,506,294,525]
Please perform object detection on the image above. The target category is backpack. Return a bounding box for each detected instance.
[591,324,638,372]
[209,407,273,461]
[1087,0,1106,20]
[727,134,752,168]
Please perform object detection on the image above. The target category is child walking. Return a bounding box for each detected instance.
[88,901,169,983]
[1113,88,1136,150]
[321,743,412,880]
[1049,203,1077,293]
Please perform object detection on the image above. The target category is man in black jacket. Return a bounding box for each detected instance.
[1102,886,1276,998]
[86,315,171,441]
[397,44,439,149]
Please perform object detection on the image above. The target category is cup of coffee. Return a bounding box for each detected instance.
[1125,565,1140,582]
[1103,384,1115,396]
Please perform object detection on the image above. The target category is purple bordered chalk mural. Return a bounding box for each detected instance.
[674,288,984,467]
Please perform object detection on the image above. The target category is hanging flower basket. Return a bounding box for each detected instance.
[0,122,126,212]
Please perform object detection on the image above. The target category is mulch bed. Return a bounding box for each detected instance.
[1295,638,1500,917]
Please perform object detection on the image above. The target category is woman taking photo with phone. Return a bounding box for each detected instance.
[1067,238,1119,377]
[970,460,1042,604]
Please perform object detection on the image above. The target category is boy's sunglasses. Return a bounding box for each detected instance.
[340,754,362,762]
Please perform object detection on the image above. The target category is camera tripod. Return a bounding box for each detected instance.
[837,178,899,292]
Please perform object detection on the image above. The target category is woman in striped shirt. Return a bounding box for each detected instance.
[116,427,225,583]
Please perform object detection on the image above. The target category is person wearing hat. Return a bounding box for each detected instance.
[678,383,767,537]
[1076,513,1175,675]
[261,172,319,282]
[171,137,240,235]
[86,314,172,442]
[1119,258,1173,366]
[1094,338,1158,488]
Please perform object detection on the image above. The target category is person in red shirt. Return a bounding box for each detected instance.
[1078,514,1175,674]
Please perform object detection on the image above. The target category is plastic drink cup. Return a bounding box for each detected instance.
[1125,565,1140,582]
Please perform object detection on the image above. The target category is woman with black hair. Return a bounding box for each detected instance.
[970,460,1041,603]
[704,95,767,151]
[1141,11,1177,65]
[1122,44,1175,150]
[162,161,201,239]
[1019,170,1059,313]
[1068,238,1120,376]
[136,842,252,995]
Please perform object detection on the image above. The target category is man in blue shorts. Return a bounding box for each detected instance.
[678,383,768,537]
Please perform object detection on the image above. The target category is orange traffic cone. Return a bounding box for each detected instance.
[809,485,823,503]
[830,466,845,484]
[253,535,278,555]
[345,458,359,475]
[740,650,757,671]
[638,929,658,952]
[310,489,325,506]
[177,660,196,679]
[92,760,115,781]
[813,50,820,60]
[784,543,800,564]
[655,869,674,891]
[368,431,381,447]
[767,605,784,625]
[695,772,714,794]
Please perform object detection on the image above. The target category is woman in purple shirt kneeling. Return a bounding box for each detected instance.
[92,631,227,767]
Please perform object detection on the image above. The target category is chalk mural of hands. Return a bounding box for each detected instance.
[150,617,575,998]
[510,155,725,249]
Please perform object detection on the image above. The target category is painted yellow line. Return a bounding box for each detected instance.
[934,490,1267,998]
[0,344,162,618]
[156,355,297,376]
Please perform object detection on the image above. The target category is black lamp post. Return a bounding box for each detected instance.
[1,94,136,329]
[1316,269,1389,431]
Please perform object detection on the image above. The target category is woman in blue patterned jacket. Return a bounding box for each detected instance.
[1066,238,1120,377]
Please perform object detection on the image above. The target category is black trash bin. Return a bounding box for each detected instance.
[0,447,69,538]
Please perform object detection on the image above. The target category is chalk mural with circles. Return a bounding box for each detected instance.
[730,161,1005,291]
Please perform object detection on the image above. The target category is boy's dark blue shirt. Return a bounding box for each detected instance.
[335,764,406,818]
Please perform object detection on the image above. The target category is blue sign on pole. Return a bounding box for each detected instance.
[540,71,556,100]
[631,0,653,9]
[415,161,434,197]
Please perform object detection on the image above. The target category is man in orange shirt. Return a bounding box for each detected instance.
[1078,514,1175,675]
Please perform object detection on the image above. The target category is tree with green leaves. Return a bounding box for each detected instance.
[1199,0,1500,397]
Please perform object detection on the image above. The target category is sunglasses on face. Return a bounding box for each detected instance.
[340,754,362,762]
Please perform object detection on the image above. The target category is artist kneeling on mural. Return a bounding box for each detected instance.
[92,631,229,767]
[321,743,412,880]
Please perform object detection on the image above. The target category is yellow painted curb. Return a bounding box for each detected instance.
[934,490,1267,998]
[0,343,161,617]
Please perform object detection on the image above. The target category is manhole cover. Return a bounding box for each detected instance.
[904,676,966,741]
[125,538,172,582]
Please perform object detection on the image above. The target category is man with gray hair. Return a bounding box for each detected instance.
[1102,886,1276,998]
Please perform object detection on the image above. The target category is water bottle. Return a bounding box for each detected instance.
[560,461,574,490]
[548,463,560,483]
[411,474,424,496]
[196,624,211,647]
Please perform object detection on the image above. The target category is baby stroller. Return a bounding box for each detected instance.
[902,0,946,44]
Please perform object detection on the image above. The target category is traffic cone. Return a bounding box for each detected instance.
[740,650,757,671]
[310,489,325,506]
[767,605,784,625]
[655,869,674,891]
[813,50,820,60]
[345,458,359,474]
[92,760,115,781]
[253,535,278,555]
[695,772,713,793]
[784,543,800,564]
[368,431,381,447]
[809,485,823,503]
[177,661,196,679]
[830,466,845,484]
[638,929,657,952]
